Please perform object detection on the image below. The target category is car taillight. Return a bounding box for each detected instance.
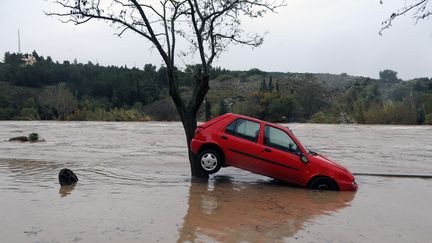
[195,127,204,135]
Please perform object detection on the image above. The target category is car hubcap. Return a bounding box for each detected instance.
[200,153,218,171]
[317,184,329,190]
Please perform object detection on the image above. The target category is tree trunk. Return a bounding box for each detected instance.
[167,69,209,178]
[181,108,208,178]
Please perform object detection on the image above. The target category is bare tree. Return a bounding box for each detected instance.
[380,0,431,34]
[46,0,284,177]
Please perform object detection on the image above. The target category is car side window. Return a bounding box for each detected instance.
[225,118,260,142]
[264,126,299,153]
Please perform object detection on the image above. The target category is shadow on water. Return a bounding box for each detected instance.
[177,175,356,242]
[58,183,76,198]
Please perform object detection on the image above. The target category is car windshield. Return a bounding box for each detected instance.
[284,126,310,154]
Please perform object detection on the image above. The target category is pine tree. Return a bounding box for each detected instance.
[218,99,228,115]
[205,98,211,121]
[268,76,274,92]
[260,79,268,93]
[276,80,280,93]
[32,50,41,62]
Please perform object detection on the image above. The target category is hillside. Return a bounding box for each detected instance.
[0,51,431,124]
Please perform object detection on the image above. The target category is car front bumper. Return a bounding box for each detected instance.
[338,179,358,191]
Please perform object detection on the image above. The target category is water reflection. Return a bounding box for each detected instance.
[58,184,76,197]
[178,176,355,242]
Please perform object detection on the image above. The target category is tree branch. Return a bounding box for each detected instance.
[129,0,169,64]
[380,0,429,34]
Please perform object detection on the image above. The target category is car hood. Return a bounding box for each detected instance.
[315,154,350,173]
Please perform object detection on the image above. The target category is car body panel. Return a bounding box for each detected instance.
[256,144,305,185]
[215,116,263,173]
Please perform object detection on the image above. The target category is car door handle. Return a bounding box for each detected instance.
[221,135,228,140]
[263,148,272,152]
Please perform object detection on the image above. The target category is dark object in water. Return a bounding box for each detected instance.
[8,136,29,142]
[28,133,39,142]
[59,168,78,186]
[9,133,43,142]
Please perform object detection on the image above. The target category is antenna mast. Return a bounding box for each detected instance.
[18,29,21,53]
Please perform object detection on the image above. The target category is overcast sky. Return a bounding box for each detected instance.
[0,0,431,80]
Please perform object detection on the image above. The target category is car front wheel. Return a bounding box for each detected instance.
[308,177,339,191]
[198,149,222,174]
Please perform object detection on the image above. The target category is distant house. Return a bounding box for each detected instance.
[22,55,37,66]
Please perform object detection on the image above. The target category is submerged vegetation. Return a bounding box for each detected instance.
[8,132,42,142]
[0,51,431,124]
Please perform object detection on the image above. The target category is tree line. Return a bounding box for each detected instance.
[0,51,431,124]
[0,51,228,120]
[204,70,432,125]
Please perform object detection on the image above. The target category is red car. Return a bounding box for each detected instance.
[191,113,357,191]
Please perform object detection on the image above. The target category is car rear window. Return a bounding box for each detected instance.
[225,118,260,142]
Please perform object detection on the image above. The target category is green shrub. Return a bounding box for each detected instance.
[363,100,416,125]
[216,74,235,82]
[425,113,432,125]
[309,111,337,124]
[70,107,151,121]
[28,133,39,142]
[142,99,178,121]
[267,96,297,122]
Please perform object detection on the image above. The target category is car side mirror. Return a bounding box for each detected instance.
[300,154,309,163]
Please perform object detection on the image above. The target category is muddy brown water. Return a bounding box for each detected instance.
[0,121,431,242]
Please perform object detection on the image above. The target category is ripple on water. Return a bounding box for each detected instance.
[0,121,432,243]
[0,122,432,191]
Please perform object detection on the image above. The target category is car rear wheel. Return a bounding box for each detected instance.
[198,149,222,174]
[308,177,339,191]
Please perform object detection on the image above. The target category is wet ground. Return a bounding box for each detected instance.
[0,121,431,242]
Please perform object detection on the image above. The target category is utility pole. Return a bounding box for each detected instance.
[18,29,21,53]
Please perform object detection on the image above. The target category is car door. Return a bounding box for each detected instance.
[218,118,262,173]
[257,125,305,184]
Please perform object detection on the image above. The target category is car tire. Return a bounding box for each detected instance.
[308,177,339,191]
[197,149,222,175]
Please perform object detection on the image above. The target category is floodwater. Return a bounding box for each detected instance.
[0,121,431,242]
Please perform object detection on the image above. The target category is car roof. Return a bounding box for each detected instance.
[228,113,290,131]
